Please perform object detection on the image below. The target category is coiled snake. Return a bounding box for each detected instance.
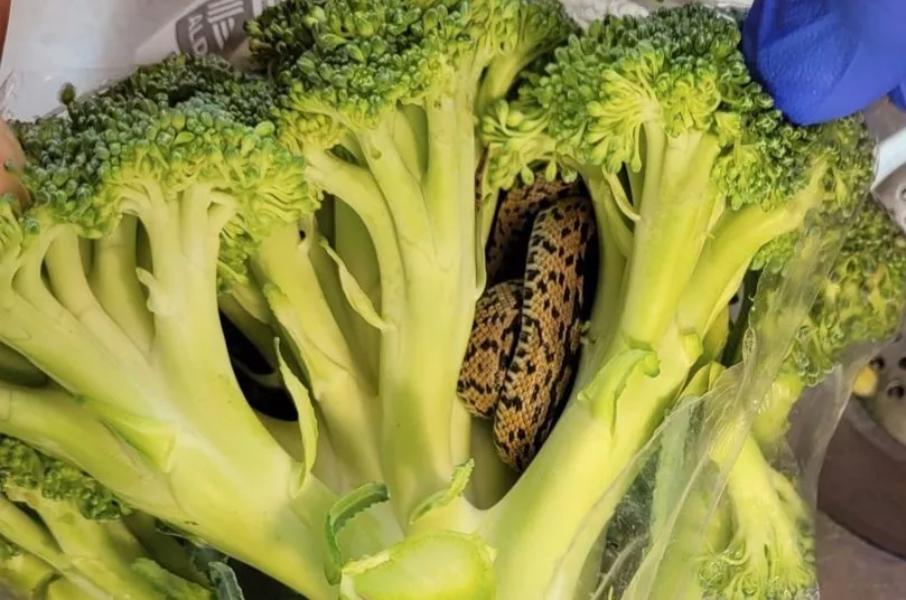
[458,178,597,470]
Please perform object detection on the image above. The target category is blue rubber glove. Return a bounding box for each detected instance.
[743,0,906,126]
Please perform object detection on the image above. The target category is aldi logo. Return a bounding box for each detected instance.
[176,0,279,56]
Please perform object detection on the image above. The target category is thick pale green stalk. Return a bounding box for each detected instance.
[255,223,382,483]
[123,512,207,585]
[580,172,628,353]
[89,215,153,353]
[677,169,826,335]
[132,192,343,598]
[0,496,102,598]
[487,326,696,599]
[303,150,406,326]
[0,231,159,411]
[377,92,479,522]
[0,343,44,386]
[333,201,383,382]
[616,128,722,347]
[0,383,178,517]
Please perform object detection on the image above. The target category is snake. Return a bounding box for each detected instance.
[458,177,597,470]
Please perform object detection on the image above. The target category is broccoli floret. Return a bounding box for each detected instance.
[0,58,342,597]
[479,7,875,598]
[0,434,211,599]
[653,201,906,600]
[240,0,576,519]
[699,436,814,600]
[753,200,906,450]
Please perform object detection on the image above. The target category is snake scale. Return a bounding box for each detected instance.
[458,177,597,470]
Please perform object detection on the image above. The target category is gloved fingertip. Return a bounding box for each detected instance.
[890,81,906,111]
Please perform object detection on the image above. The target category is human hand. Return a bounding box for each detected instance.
[743,0,906,126]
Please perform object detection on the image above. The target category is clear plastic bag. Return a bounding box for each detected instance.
[571,222,885,600]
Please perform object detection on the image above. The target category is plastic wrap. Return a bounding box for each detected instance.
[0,2,895,600]
[563,219,884,600]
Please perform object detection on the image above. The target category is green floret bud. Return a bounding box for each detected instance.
[41,461,125,521]
[0,436,127,521]
[250,0,472,127]
[15,91,315,286]
[73,54,277,128]
[0,436,42,490]
[750,201,905,450]
[506,0,575,57]
[248,0,522,139]
[474,0,576,115]
[789,201,906,386]
[518,6,742,171]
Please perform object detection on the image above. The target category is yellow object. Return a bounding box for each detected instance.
[852,365,879,398]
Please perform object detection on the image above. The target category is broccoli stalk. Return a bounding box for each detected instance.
[252,218,384,485]
[477,8,875,597]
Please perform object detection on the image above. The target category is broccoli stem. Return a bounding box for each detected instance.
[677,168,827,335]
[0,343,44,386]
[333,201,383,382]
[255,223,382,483]
[123,512,208,585]
[0,382,177,515]
[579,171,627,351]
[487,325,696,599]
[390,108,429,179]
[0,380,340,598]
[302,150,406,313]
[5,182,371,597]
[705,436,813,599]
[45,578,98,600]
[475,48,548,120]
[375,93,480,523]
[751,369,805,455]
[616,128,722,348]
[88,215,153,353]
